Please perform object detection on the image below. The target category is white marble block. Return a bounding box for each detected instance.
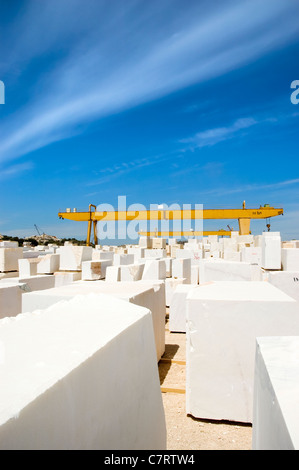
[127,247,145,262]
[267,271,299,302]
[252,337,299,450]
[176,249,203,264]
[144,249,166,259]
[0,241,19,248]
[152,238,166,249]
[169,284,196,333]
[142,260,166,281]
[186,281,299,423]
[137,280,166,360]
[21,281,165,361]
[191,265,199,284]
[281,248,299,271]
[105,265,121,282]
[241,246,261,265]
[261,232,281,270]
[113,254,135,265]
[222,251,241,262]
[0,294,166,449]
[164,258,173,277]
[54,271,81,286]
[139,236,152,248]
[19,275,56,292]
[59,246,93,271]
[0,284,22,318]
[170,244,183,258]
[223,238,237,253]
[37,254,60,274]
[0,248,23,272]
[165,278,186,307]
[82,261,103,280]
[199,259,260,283]
[120,264,144,281]
[18,258,39,277]
[92,250,114,262]
[172,258,191,283]
[23,251,40,259]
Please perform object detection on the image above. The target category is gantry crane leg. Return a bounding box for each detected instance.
[238,218,251,235]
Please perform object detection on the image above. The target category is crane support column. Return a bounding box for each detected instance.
[238,218,251,235]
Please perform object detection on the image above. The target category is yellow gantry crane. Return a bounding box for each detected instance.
[58,201,283,246]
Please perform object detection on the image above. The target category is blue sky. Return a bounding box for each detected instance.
[0,0,299,242]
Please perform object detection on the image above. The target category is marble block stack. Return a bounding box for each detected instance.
[185,281,299,424]
[0,294,166,450]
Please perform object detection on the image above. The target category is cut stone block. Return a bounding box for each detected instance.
[252,336,299,450]
[113,254,135,265]
[164,258,173,277]
[172,258,191,283]
[37,254,60,274]
[18,258,39,277]
[142,260,166,281]
[186,281,299,423]
[170,244,183,258]
[139,236,152,248]
[261,232,281,270]
[0,248,23,272]
[144,249,166,259]
[120,264,144,281]
[0,272,18,280]
[191,265,199,285]
[0,294,166,449]
[127,247,145,262]
[105,265,121,282]
[281,248,299,271]
[92,250,114,262]
[22,281,165,361]
[222,251,241,262]
[198,259,261,284]
[0,284,22,318]
[241,246,261,265]
[53,271,81,286]
[59,246,93,271]
[81,260,111,280]
[0,241,19,248]
[81,261,102,280]
[165,278,186,307]
[136,280,166,360]
[152,238,166,249]
[267,271,299,301]
[19,275,56,292]
[223,238,237,253]
[23,251,40,259]
[176,249,203,264]
[169,284,196,333]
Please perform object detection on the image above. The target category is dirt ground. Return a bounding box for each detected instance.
[158,312,252,451]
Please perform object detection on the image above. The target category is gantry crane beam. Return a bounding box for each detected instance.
[58,202,283,246]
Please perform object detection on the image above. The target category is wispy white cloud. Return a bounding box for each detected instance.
[0,161,34,181]
[179,110,298,150]
[181,117,258,148]
[87,150,180,186]
[1,0,298,163]
[202,177,299,197]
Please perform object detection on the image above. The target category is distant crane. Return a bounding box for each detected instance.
[34,224,44,237]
